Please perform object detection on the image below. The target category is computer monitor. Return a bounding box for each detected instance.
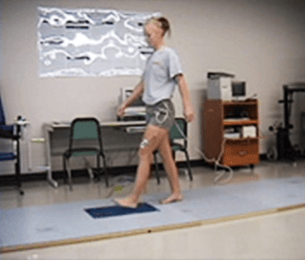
[119,87,146,121]
[121,87,145,107]
[231,81,246,100]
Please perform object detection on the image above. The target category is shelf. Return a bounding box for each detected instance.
[223,119,258,126]
[203,99,259,167]
[225,137,258,143]
[222,100,257,106]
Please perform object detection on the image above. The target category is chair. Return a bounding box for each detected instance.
[153,117,193,184]
[0,94,24,195]
[63,117,109,191]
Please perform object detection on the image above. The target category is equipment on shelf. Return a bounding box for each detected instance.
[207,71,247,101]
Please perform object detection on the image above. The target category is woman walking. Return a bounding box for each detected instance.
[114,17,195,208]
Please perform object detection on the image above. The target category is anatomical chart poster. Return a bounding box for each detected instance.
[37,7,159,77]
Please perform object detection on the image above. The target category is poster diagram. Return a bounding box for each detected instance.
[37,7,159,77]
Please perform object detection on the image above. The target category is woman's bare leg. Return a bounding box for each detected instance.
[113,125,167,208]
[158,132,183,204]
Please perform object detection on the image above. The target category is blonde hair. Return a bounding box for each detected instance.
[147,17,171,37]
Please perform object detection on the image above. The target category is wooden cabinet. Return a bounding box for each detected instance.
[202,100,260,167]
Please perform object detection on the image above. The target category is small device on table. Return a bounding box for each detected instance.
[118,87,146,121]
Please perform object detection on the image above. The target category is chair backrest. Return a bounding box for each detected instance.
[170,118,187,141]
[72,119,99,140]
[69,117,102,151]
[0,94,6,125]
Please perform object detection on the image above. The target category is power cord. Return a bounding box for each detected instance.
[173,121,234,184]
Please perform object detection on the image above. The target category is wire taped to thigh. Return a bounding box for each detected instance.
[154,102,169,124]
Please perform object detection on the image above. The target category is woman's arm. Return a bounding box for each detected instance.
[117,80,144,117]
[176,74,195,122]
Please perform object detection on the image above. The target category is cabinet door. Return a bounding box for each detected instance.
[223,140,259,166]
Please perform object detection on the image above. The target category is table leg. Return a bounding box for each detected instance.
[44,125,58,188]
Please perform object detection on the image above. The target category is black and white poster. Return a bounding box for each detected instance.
[37,7,159,77]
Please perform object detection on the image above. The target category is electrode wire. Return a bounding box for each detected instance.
[173,121,234,184]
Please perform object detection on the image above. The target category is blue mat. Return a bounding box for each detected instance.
[85,203,159,219]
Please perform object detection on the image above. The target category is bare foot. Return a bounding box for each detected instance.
[160,193,183,205]
[113,197,138,208]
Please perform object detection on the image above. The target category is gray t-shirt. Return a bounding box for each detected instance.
[142,47,183,105]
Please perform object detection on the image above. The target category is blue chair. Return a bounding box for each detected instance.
[0,94,24,195]
[63,117,109,191]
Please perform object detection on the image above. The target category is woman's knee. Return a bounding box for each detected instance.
[138,125,167,157]
[138,144,154,164]
[139,137,154,155]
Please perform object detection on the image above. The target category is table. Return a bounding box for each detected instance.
[43,120,146,188]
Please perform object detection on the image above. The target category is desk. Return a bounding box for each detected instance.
[43,120,146,188]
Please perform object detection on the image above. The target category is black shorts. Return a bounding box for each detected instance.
[145,99,175,131]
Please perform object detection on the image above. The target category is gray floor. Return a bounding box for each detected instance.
[1,160,305,251]
[1,160,305,210]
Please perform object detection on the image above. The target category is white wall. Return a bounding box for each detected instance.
[1,0,305,174]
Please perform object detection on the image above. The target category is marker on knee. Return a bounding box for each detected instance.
[140,138,151,149]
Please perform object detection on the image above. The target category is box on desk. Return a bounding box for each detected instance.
[242,126,257,138]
